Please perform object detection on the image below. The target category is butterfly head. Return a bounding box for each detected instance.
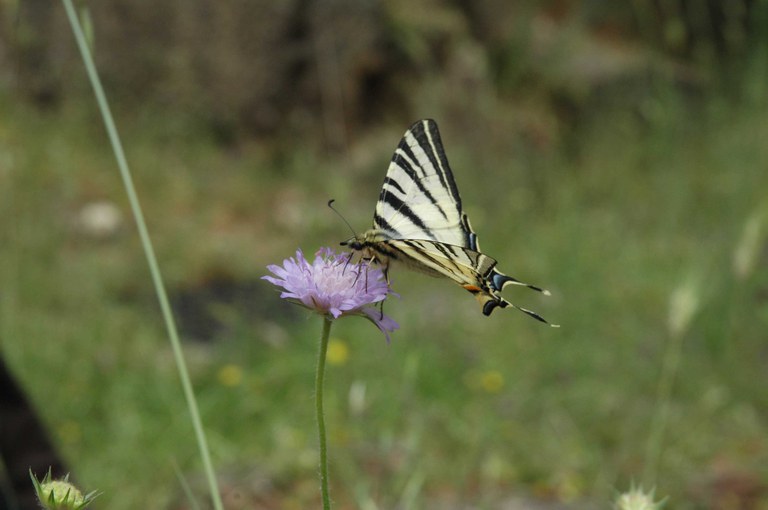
[340,232,388,269]
[340,236,363,251]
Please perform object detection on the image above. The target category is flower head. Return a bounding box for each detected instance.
[614,485,667,510]
[30,469,100,510]
[263,248,398,341]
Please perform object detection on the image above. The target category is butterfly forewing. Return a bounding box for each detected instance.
[374,120,472,247]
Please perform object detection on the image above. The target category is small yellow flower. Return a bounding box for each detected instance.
[326,338,349,365]
[480,370,504,393]
[217,364,243,387]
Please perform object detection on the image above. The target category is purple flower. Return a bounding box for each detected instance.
[263,248,399,341]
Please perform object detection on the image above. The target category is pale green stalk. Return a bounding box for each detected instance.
[60,2,223,509]
[643,279,699,486]
[172,459,201,510]
[316,317,333,509]
[642,331,685,486]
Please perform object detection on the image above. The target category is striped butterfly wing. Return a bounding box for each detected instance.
[374,119,478,250]
[381,238,495,283]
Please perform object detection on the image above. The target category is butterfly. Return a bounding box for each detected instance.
[341,119,556,325]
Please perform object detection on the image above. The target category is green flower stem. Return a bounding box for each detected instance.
[60,2,223,509]
[316,317,333,510]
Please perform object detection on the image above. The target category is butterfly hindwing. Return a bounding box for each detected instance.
[383,239,551,322]
[383,239,494,285]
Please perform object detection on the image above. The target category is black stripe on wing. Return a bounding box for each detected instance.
[374,119,476,248]
[376,193,436,240]
[460,213,479,251]
[415,119,462,208]
[382,176,406,196]
[386,239,494,285]
[385,240,477,283]
[429,242,468,278]
[373,212,398,236]
[389,134,448,221]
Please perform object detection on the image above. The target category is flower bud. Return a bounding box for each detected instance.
[615,485,666,510]
[30,469,100,510]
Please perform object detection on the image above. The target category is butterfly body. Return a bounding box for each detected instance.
[341,119,555,324]
[345,232,459,279]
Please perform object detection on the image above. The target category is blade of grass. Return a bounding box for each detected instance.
[644,276,701,487]
[642,331,684,487]
[60,2,223,509]
[171,459,202,510]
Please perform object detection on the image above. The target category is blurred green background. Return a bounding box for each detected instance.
[2,0,768,508]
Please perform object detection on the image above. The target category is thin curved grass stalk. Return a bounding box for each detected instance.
[60,2,223,508]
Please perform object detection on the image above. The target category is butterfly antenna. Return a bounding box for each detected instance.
[328,199,358,238]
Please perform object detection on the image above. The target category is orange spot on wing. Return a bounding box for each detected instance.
[463,285,482,293]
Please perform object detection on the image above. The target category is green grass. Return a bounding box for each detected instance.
[2,88,768,509]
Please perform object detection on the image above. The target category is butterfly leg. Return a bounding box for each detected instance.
[382,263,391,286]
[360,258,390,320]
[342,252,356,276]
[372,260,389,319]
[350,261,365,287]
[352,256,374,291]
